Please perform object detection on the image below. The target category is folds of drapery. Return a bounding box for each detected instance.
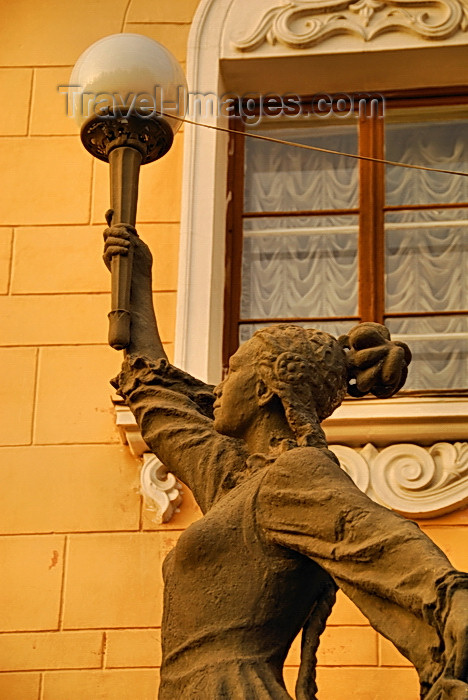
[241,218,358,320]
[244,125,359,214]
[240,119,468,389]
[384,123,468,388]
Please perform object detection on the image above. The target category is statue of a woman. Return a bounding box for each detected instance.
[104,221,468,700]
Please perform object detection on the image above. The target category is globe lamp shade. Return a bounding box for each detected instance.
[70,33,187,135]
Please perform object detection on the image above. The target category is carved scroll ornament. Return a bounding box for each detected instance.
[331,442,468,518]
[141,443,468,521]
[232,0,468,51]
[140,454,183,523]
[114,398,467,520]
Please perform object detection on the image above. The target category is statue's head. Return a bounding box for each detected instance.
[251,325,348,449]
[253,324,348,421]
[213,324,347,450]
[213,322,411,451]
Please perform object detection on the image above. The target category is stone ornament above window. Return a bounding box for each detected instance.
[231,0,468,51]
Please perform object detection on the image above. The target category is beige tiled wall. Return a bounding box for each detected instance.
[0,1,466,698]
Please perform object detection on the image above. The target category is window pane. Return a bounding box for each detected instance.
[385,208,468,313]
[385,315,468,390]
[385,107,468,206]
[241,216,358,319]
[244,121,359,212]
[239,320,353,345]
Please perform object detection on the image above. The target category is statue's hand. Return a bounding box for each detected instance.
[102,209,153,277]
[340,322,412,399]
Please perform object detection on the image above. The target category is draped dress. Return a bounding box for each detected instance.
[113,355,468,700]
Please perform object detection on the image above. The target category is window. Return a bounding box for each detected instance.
[223,93,468,391]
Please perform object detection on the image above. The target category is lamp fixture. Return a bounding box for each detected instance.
[71,33,187,349]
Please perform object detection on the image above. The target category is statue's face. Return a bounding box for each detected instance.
[213,340,261,438]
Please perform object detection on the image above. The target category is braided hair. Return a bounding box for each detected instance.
[252,322,411,449]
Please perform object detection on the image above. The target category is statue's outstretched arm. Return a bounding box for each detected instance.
[103,209,167,362]
[104,216,249,509]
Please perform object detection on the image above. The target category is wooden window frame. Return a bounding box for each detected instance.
[222,88,468,384]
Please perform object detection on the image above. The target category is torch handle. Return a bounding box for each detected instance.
[108,146,143,350]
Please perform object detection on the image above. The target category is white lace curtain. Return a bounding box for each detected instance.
[244,124,358,212]
[241,218,358,320]
[384,120,468,389]
[242,124,359,326]
[240,119,468,390]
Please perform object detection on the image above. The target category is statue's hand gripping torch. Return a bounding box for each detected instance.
[81,113,173,350]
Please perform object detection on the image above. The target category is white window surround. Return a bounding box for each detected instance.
[174,0,468,443]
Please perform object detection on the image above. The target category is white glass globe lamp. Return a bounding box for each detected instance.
[71,33,187,163]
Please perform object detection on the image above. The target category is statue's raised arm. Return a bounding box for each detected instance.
[103,218,249,512]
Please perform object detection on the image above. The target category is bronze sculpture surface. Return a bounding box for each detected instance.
[104,221,468,700]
